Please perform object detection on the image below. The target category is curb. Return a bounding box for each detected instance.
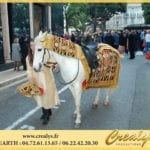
[0,74,26,88]
[0,62,14,72]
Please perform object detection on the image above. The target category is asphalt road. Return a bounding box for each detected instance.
[0,54,150,130]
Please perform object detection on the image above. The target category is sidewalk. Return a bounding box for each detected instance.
[0,67,26,88]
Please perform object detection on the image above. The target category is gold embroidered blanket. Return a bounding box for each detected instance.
[43,34,122,90]
[82,43,121,90]
[17,82,43,97]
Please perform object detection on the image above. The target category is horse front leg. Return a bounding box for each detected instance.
[92,89,101,109]
[73,84,82,128]
[104,88,113,106]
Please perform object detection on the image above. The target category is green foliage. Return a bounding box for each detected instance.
[12,4,29,33]
[64,3,90,32]
[142,3,150,24]
[90,3,126,20]
[89,3,126,31]
[65,3,126,32]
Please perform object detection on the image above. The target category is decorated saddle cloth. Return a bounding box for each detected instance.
[43,34,122,90]
[82,43,122,90]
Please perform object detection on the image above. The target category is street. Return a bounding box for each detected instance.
[0,54,150,130]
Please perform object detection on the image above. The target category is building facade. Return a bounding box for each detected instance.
[106,3,145,30]
[0,3,52,64]
[0,3,64,64]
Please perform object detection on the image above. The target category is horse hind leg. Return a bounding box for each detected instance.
[69,83,82,128]
[68,85,77,118]
[92,89,101,109]
[103,88,113,106]
[73,85,82,128]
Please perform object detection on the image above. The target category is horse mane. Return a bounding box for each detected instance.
[43,34,80,57]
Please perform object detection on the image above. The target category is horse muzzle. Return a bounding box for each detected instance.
[33,63,42,72]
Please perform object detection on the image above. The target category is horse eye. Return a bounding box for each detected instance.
[38,49,42,51]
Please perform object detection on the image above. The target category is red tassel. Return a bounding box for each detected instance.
[38,87,44,95]
[82,79,89,89]
[82,80,86,86]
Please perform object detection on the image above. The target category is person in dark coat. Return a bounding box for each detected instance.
[113,31,119,49]
[127,30,137,59]
[70,33,76,42]
[20,36,29,70]
[118,31,127,54]
[105,31,115,48]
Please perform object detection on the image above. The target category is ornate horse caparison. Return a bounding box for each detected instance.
[33,31,122,128]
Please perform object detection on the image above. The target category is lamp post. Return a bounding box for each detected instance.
[116,20,119,30]
[116,15,119,30]
[131,7,135,24]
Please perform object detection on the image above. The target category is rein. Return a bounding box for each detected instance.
[55,58,80,85]
[41,48,80,85]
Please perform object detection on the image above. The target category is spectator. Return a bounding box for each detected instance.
[105,30,115,48]
[93,33,102,43]
[70,33,76,42]
[118,31,127,54]
[145,30,150,52]
[64,32,70,40]
[127,30,136,59]
[11,37,21,71]
[83,31,93,45]
[140,30,145,51]
[75,35,82,46]
[112,31,119,49]
[135,30,141,51]
[102,31,107,43]
[20,35,29,70]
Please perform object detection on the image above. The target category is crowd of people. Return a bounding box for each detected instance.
[63,29,150,60]
[11,29,150,71]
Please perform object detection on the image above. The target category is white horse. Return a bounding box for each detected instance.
[33,31,119,128]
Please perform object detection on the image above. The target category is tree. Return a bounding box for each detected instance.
[89,3,126,31]
[142,3,150,24]
[12,4,29,34]
[64,3,126,33]
[64,3,90,32]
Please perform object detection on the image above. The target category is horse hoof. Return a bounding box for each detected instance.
[73,113,77,118]
[103,100,110,106]
[92,104,98,109]
[75,123,81,128]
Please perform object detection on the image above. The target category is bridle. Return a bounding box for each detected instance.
[41,48,57,68]
[39,47,80,85]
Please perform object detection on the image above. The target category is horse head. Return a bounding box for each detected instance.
[33,31,49,72]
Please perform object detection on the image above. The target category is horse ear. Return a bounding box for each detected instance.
[43,31,47,38]
[39,31,43,36]
[41,31,47,41]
